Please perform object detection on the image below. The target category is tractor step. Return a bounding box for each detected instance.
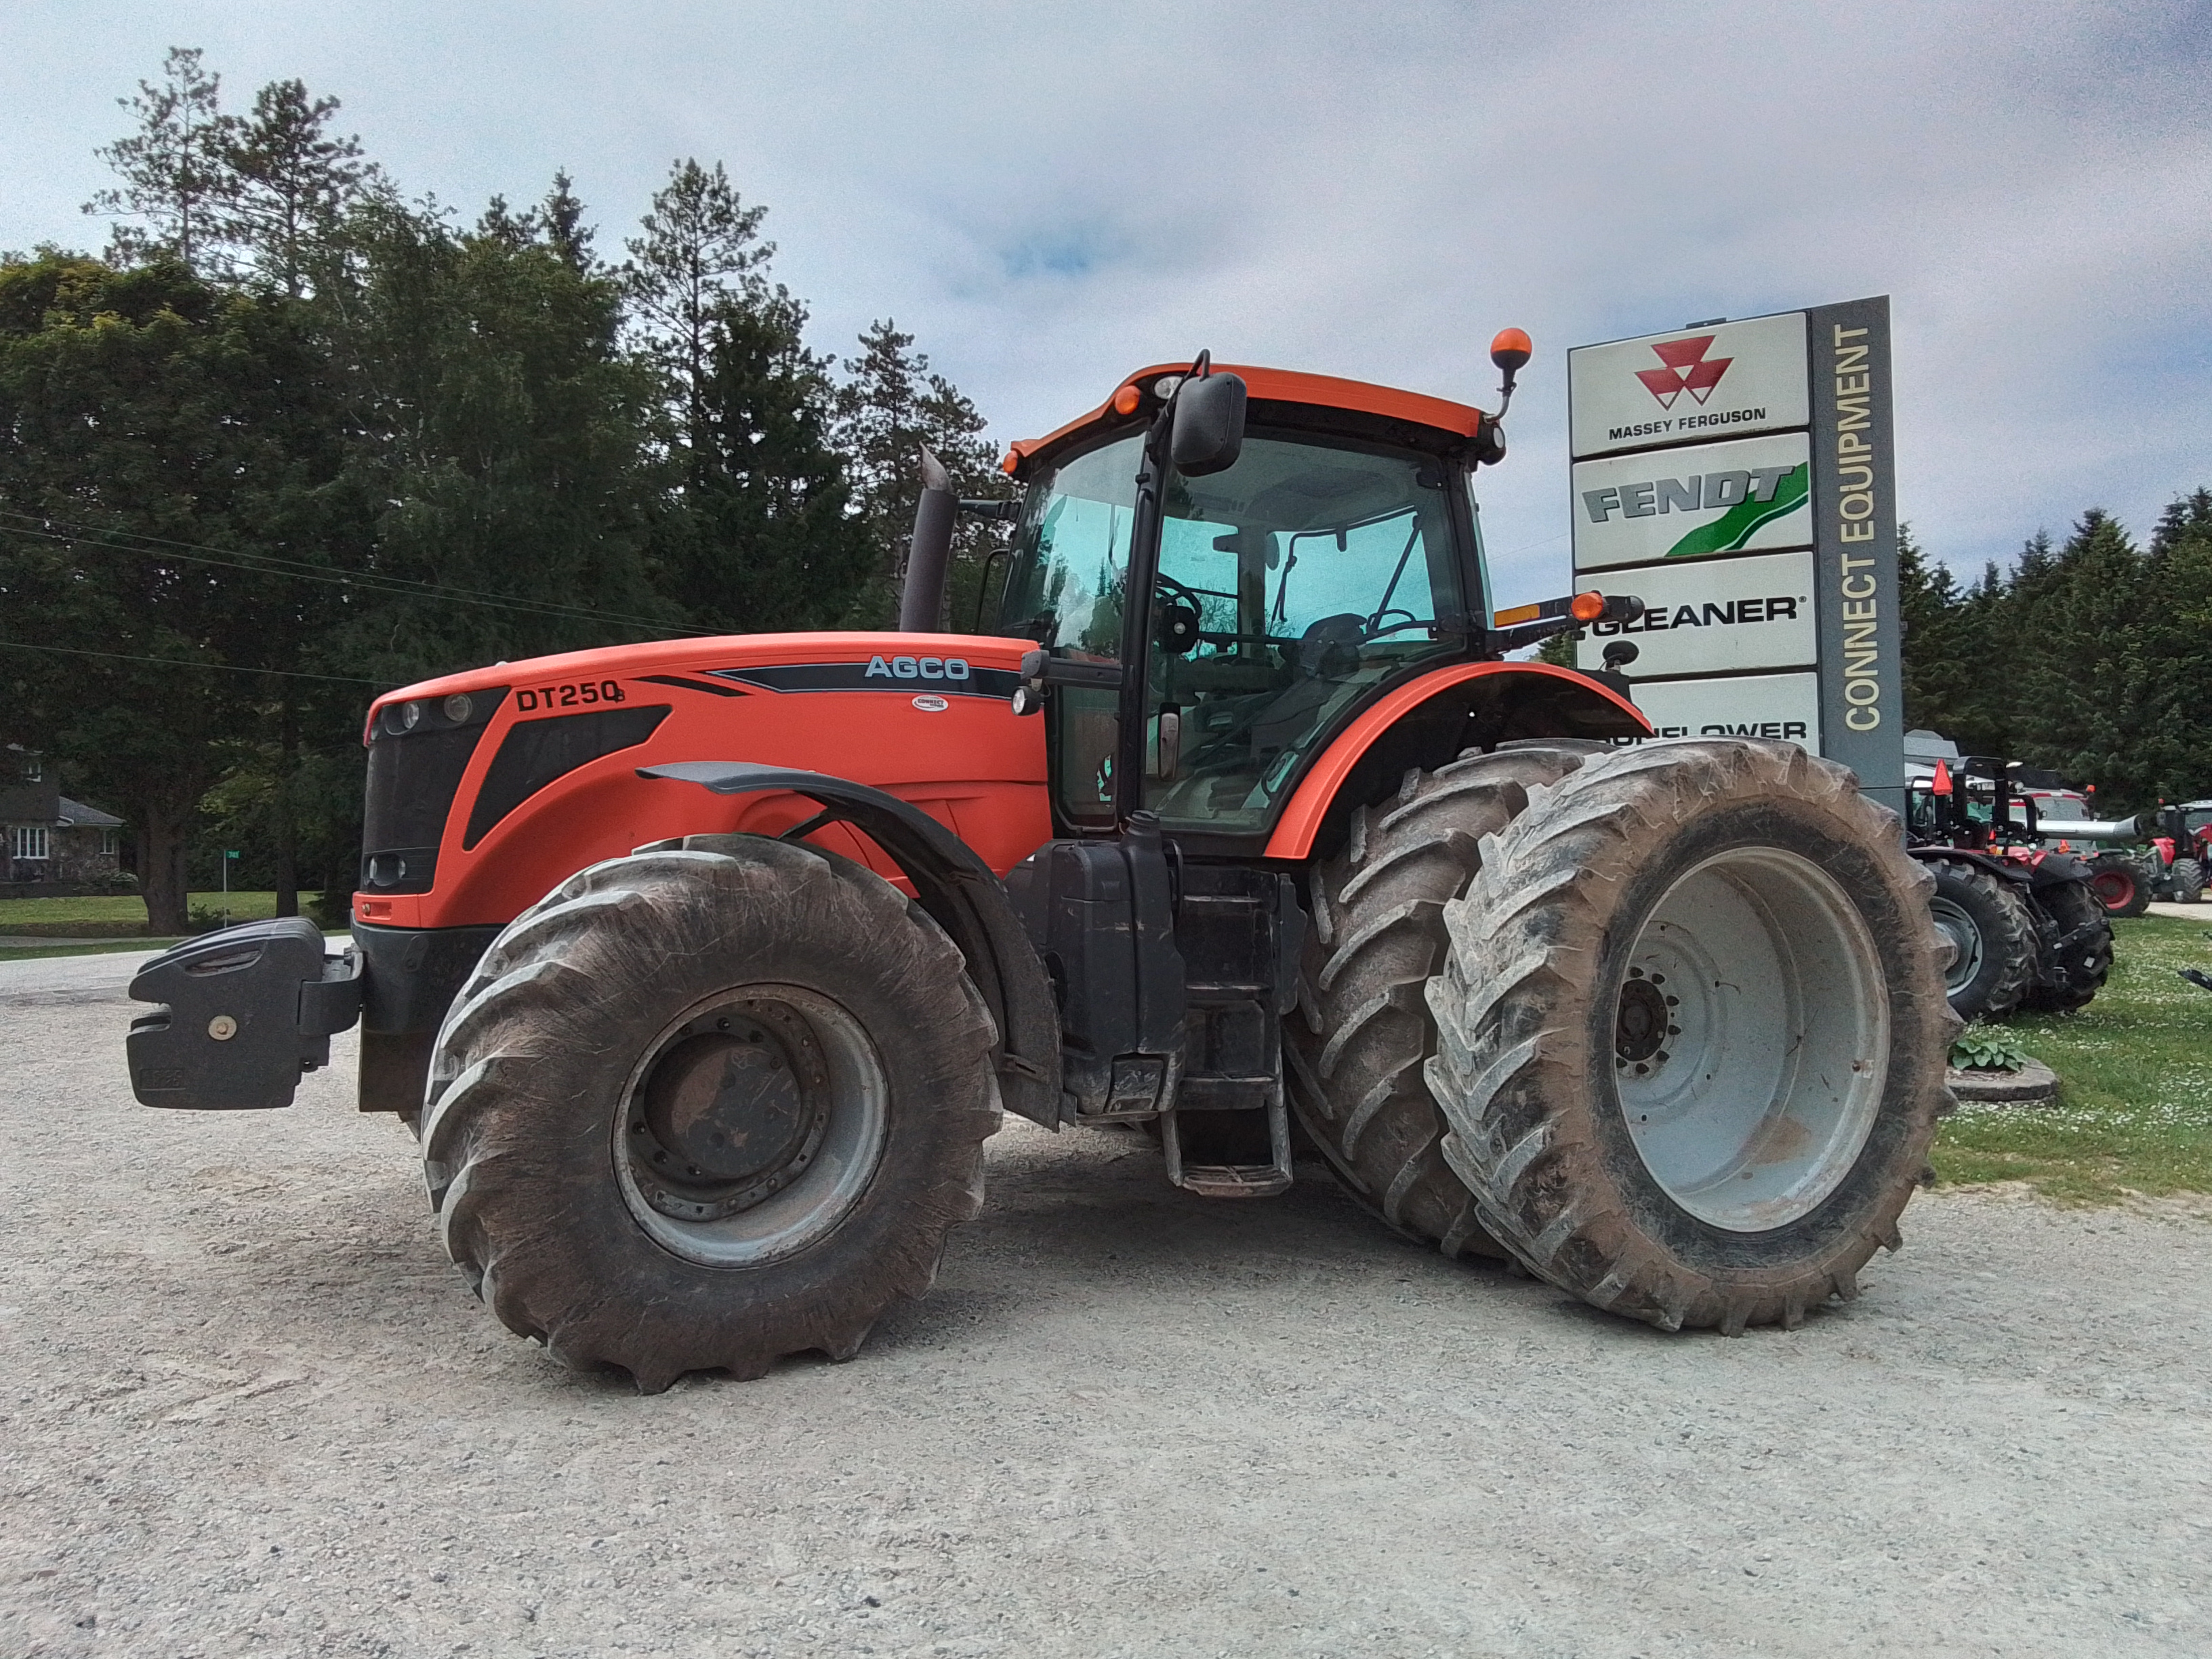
[1161,1092,1292,1199]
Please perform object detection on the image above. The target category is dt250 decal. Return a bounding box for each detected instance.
[710,659,1023,698]
[516,679,628,712]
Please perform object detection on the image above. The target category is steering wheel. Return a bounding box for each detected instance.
[1155,571,1207,610]
[1364,607,1420,640]
[1153,572,1207,656]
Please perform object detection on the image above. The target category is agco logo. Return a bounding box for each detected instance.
[865,654,970,682]
[1636,336,1733,409]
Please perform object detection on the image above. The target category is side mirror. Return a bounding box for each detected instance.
[1170,372,1247,477]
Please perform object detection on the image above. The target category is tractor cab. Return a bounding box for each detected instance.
[985,349,1632,853]
[1000,384,1482,837]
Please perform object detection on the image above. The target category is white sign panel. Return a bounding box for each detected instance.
[1572,432,1812,573]
[1616,672,1822,750]
[1576,548,1816,678]
[1569,312,1809,459]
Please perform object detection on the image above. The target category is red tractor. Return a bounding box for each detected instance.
[126,340,1952,1390]
[1906,757,2117,1022]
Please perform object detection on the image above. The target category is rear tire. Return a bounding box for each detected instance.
[2171,857,2205,905]
[1926,859,2041,1022]
[2019,876,2112,1014]
[1286,742,1604,1258]
[420,838,1000,1391]
[1425,740,1955,1334]
[2087,852,2150,918]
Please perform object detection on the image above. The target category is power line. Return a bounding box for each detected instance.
[0,507,696,630]
[0,638,392,687]
[0,512,717,639]
[0,517,705,638]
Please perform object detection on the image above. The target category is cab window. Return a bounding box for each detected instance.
[998,434,1144,827]
[1145,434,1468,832]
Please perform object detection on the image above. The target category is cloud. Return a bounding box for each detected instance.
[4,0,2207,599]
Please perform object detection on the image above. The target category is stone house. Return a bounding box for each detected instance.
[3,745,125,886]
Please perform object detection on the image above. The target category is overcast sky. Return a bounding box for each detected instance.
[5,1,2208,604]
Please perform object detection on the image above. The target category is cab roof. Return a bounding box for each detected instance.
[1003,363,1490,478]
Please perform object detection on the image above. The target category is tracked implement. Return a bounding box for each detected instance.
[126,335,1954,1389]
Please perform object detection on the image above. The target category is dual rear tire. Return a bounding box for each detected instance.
[1290,739,1955,1333]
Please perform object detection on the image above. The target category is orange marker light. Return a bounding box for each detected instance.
[1112,384,1143,417]
[1000,449,1020,476]
[1490,327,1534,365]
[1932,759,1953,796]
[1570,591,1607,623]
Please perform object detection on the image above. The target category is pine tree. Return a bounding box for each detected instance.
[623,160,773,480]
[834,319,1002,629]
[219,78,381,296]
[2009,511,2158,798]
[1896,525,1974,737]
[83,47,237,273]
[325,195,670,687]
[665,287,875,631]
[2141,488,2212,800]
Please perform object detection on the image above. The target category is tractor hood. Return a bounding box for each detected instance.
[363,630,1033,742]
[354,631,1050,930]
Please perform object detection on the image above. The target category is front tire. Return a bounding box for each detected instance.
[1425,741,1955,1334]
[2170,857,2205,905]
[1926,859,2040,1022]
[2019,876,2113,1014]
[419,838,1000,1391]
[2087,852,2150,918]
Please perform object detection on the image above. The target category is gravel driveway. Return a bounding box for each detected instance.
[3,949,2208,1657]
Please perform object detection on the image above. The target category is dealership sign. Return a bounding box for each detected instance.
[1578,549,1814,678]
[1626,672,1822,750]
[1568,312,1809,459]
[1571,431,1811,571]
[1568,299,1904,816]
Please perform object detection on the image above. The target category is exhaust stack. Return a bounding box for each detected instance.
[897,447,957,633]
[2034,814,2146,842]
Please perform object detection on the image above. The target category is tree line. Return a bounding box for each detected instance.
[1898,497,2212,811]
[0,49,1008,930]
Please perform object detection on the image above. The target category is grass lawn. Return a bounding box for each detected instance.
[0,937,186,961]
[0,890,281,935]
[1936,913,2212,1203]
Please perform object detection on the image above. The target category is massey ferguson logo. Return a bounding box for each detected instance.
[1637,336,1733,408]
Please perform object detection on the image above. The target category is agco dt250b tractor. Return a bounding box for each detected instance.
[126,337,1954,1391]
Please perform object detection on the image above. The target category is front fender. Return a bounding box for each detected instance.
[643,762,1062,1128]
[1263,662,1648,862]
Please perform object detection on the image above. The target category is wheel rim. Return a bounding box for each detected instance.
[2088,869,2134,911]
[1613,847,1889,1233]
[614,984,890,1267]
[1927,895,1984,995]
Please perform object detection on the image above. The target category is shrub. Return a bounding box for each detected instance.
[1950,1024,2030,1073]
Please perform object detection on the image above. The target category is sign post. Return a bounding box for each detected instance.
[1566,298,1904,819]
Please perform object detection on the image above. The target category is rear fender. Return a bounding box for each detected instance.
[1263,662,1648,863]
[642,762,1062,1128]
[1907,846,2033,887]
